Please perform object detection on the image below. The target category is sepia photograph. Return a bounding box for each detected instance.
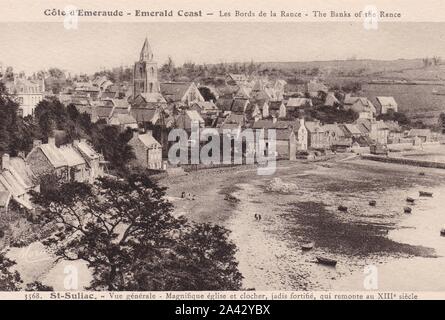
[0,1,445,307]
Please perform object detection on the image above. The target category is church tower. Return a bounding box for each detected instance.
[133,37,160,97]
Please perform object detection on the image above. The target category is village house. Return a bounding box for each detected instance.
[306,121,328,149]
[324,92,340,107]
[26,138,69,181]
[73,82,101,100]
[343,95,377,119]
[342,123,364,139]
[294,118,308,151]
[306,79,329,98]
[4,77,44,117]
[108,113,139,130]
[268,101,287,119]
[385,121,404,144]
[369,120,390,145]
[406,128,432,143]
[26,137,105,184]
[58,144,89,182]
[323,123,352,149]
[252,120,296,160]
[216,98,235,114]
[252,99,269,119]
[0,188,11,214]
[286,98,313,113]
[251,103,263,122]
[225,73,249,86]
[252,118,308,157]
[376,96,398,114]
[234,86,252,99]
[0,154,38,210]
[128,131,163,170]
[73,139,105,183]
[174,110,205,132]
[230,98,251,115]
[160,82,205,107]
[190,101,219,117]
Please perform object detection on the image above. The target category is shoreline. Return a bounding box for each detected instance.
[163,157,445,291]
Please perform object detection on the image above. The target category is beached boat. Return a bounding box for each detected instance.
[224,194,239,203]
[419,191,433,197]
[338,205,348,212]
[301,242,315,251]
[406,197,415,203]
[316,256,337,267]
[404,207,412,213]
[369,200,376,206]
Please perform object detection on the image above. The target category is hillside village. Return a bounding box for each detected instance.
[0,37,443,215]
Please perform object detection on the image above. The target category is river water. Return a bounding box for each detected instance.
[333,185,445,291]
[227,159,445,291]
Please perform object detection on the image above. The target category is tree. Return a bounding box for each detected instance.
[25,281,53,291]
[0,252,22,291]
[32,174,243,291]
[198,87,217,102]
[89,125,135,172]
[377,110,411,126]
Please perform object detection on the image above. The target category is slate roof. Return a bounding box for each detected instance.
[376,96,398,110]
[137,133,161,149]
[160,82,192,102]
[342,123,362,135]
[59,145,86,167]
[39,144,68,168]
[305,121,325,133]
[287,98,313,108]
[74,140,100,161]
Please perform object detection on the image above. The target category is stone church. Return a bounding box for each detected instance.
[133,37,166,104]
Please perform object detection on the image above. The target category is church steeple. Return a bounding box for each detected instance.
[140,37,153,62]
[133,36,160,98]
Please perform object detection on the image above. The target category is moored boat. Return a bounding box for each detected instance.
[301,242,314,251]
[419,191,433,197]
[316,256,337,267]
[441,228,445,237]
[369,200,376,206]
[406,197,415,203]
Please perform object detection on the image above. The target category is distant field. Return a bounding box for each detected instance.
[361,83,445,119]
[259,59,445,124]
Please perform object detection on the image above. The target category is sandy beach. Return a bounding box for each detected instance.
[162,154,445,291]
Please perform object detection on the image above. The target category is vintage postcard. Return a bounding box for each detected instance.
[0,0,445,305]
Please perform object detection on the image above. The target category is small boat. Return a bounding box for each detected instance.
[301,242,315,251]
[441,229,445,237]
[404,207,412,213]
[369,200,376,206]
[419,191,433,197]
[338,205,348,212]
[419,172,425,176]
[406,197,415,203]
[316,256,337,267]
[224,194,239,203]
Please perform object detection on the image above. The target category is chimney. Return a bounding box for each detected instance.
[299,117,305,127]
[33,139,42,148]
[2,154,10,171]
[48,137,55,146]
[133,131,139,139]
[272,116,277,124]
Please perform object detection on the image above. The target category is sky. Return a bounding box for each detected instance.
[1,22,445,75]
